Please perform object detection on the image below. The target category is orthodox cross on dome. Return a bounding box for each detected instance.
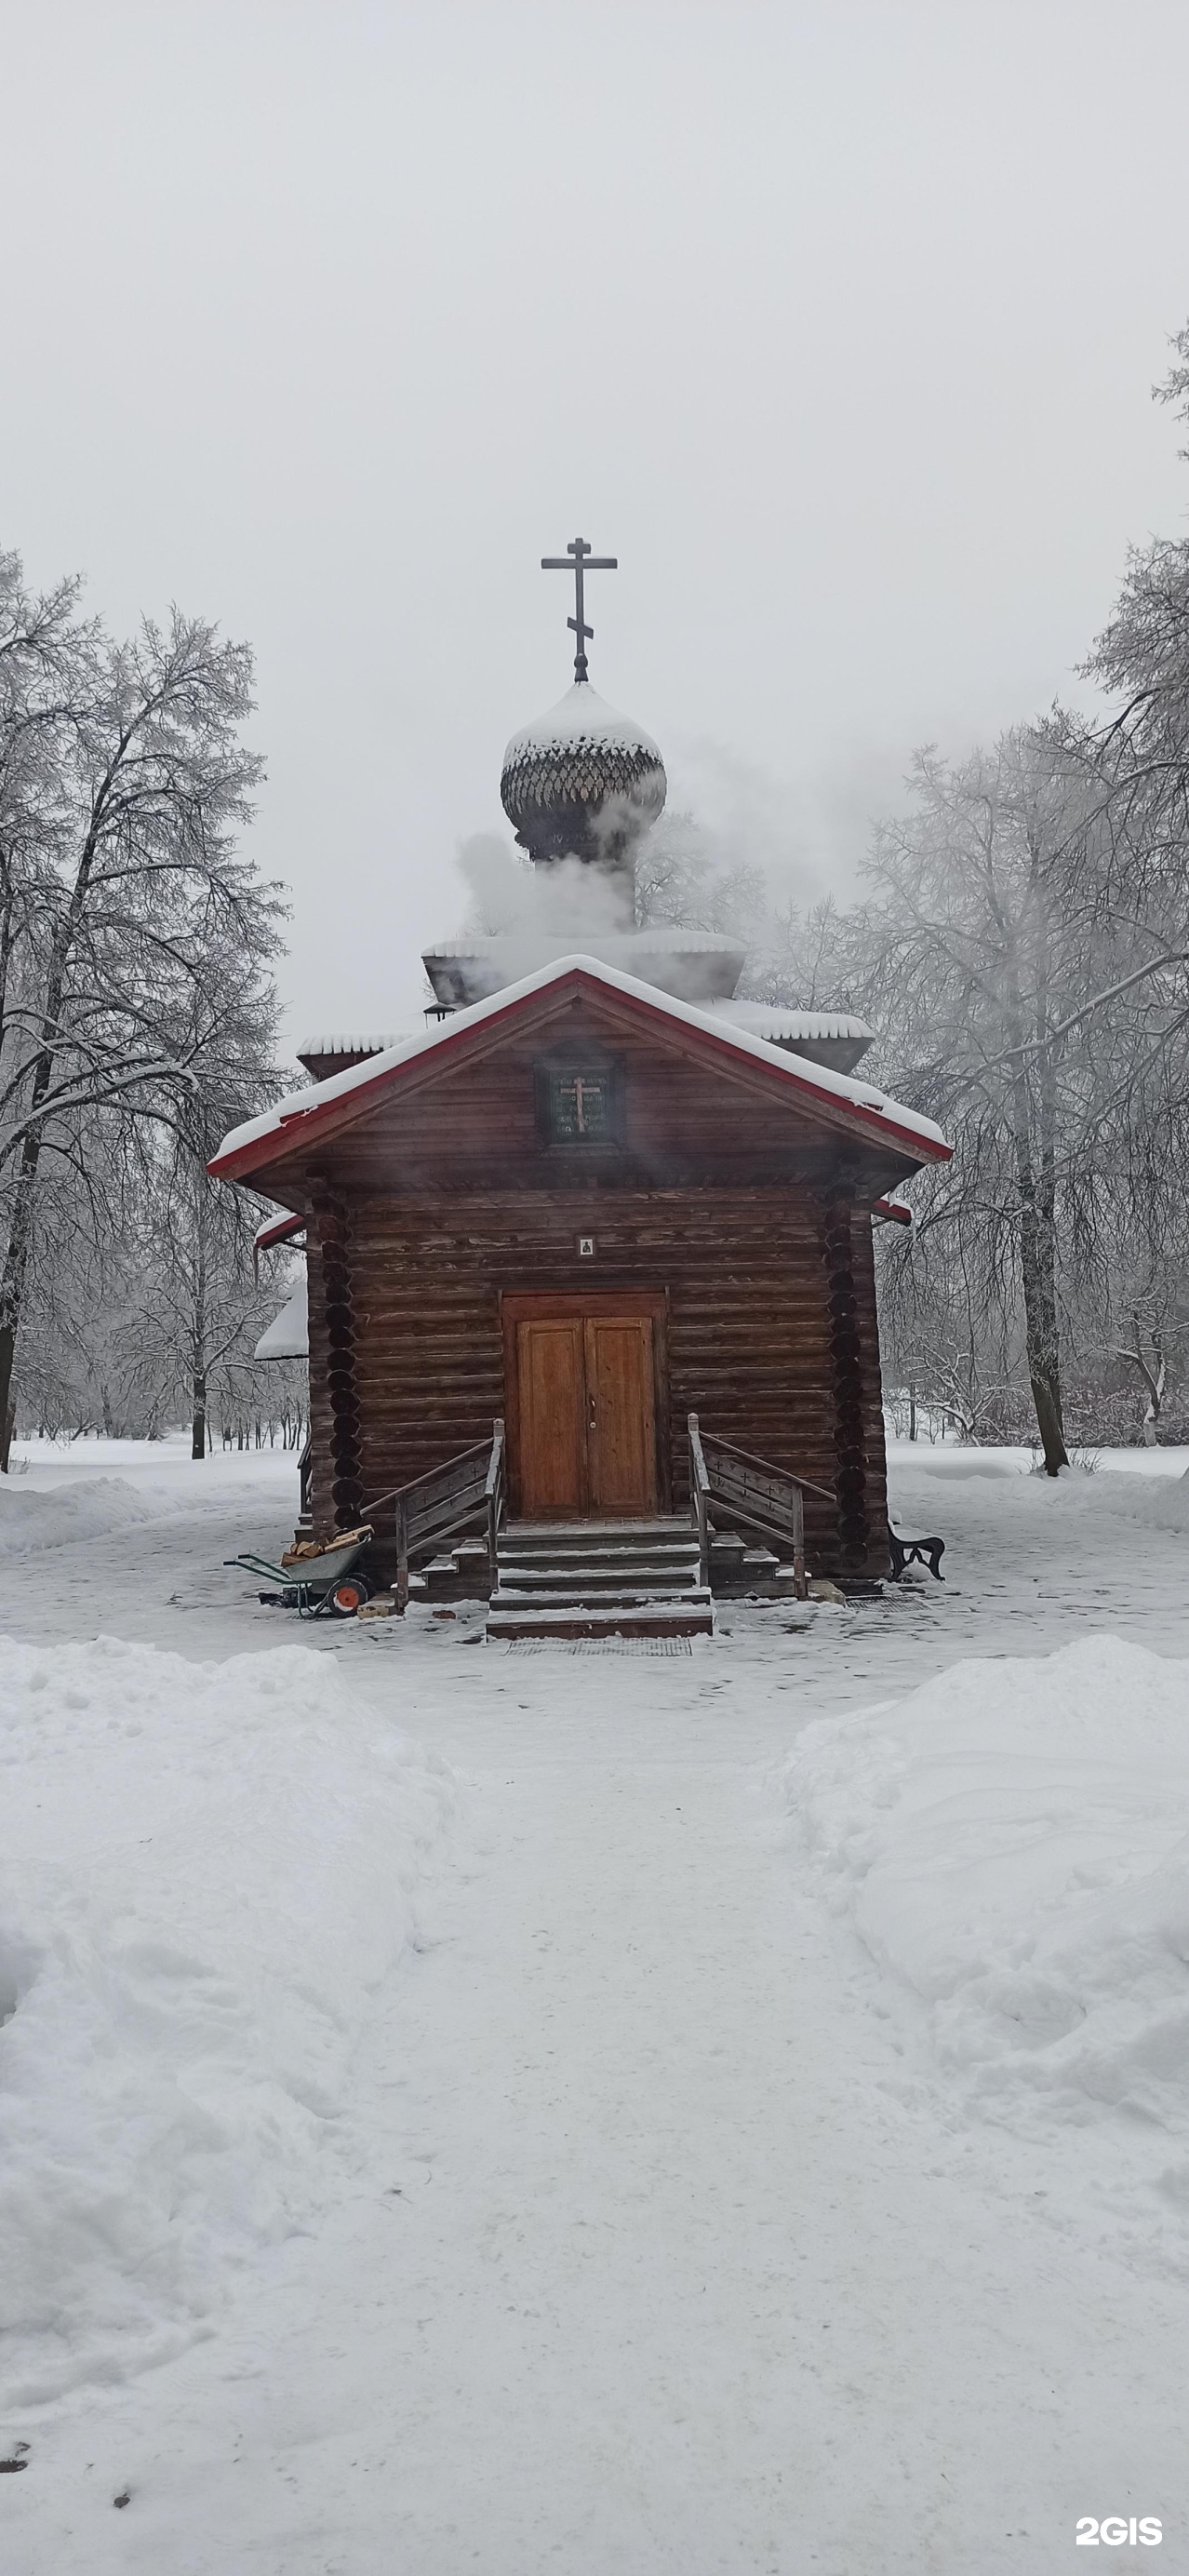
[541,536,617,683]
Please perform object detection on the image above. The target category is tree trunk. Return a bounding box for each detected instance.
[0,1331,12,1471]
[1009,1023,1068,1476]
[191,1234,208,1461]
[1132,1320,1164,1446]
[1019,1191,1067,1471]
[0,1131,43,1463]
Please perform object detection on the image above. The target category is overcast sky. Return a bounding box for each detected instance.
[5,0,1189,1052]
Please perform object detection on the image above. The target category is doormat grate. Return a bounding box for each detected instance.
[498,1637,695,1657]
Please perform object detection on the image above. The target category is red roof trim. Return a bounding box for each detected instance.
[209,967,953,1184]
[254,1211,307,1252]
[209,979,569,1182]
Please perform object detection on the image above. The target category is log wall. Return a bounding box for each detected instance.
[304,1184,889,1580]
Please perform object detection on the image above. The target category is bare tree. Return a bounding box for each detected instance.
[131,1154,274,1456]
[635,809,766,941]
[1078,322,1189,863]
[827,726,1189,1469]
[122,949,284,1456]
[0,547,283,1452]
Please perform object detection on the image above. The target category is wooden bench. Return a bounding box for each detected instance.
[888,1530,945,1581]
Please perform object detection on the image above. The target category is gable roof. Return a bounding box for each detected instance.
[208,953,951,1186]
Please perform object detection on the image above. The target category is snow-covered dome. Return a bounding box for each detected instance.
[501,683,667,868]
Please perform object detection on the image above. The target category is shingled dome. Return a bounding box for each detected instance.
[501,683,667,868]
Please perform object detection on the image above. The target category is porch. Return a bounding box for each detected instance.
[358,1416,830,1639]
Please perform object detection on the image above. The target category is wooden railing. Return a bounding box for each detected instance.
[688,1414,835,1602]
[364,1418,505,1613]
[688,1412,712,1593]
[486,1416,506,1581]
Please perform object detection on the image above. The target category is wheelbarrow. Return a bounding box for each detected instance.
[225,1524,375,1618]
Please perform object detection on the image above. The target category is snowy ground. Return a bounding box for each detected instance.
[3,1434,1189,2571]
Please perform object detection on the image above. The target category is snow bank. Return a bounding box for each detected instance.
[0,1475,158,1564]
[0,1635,454,2406]
[887,1437,1189,1482]
[1113,1466,1189,1535]
[786,1636,1189,2265]
[888,1444,1031,1481]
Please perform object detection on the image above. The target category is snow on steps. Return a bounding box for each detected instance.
[488,1520,715,1641]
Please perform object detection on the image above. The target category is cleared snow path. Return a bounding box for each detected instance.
[4,1442,1189,2570]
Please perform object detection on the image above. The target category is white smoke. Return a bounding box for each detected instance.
[455,832,635,943]
[437,771,835,1005]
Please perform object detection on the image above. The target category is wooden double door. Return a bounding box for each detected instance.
[503,1293,663,1520]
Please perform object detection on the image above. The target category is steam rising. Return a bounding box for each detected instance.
[457,834,633,941]
[439,769,844,1007]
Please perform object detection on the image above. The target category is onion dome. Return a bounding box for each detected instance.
[501,683,667,867]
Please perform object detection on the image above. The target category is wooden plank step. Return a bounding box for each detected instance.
[496,1552,698,1576]
[499,1563,699,1588]
[488,1601,715,1642]
[506,1504,689,1524]
[499,1549,699,1570]
[488,1576,710,1597]
[499,1556,700,1577]
[500,1535,698,1560]
[501,1525,698,1546]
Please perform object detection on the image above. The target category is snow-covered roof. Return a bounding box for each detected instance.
[210,952,952,1180]
[427,929,742,962]
[296,1034,406,1057]
[709,1000,875,1045]
[254,1212,306,1253]
[253,1276,308,1362]
[502,682,661,767]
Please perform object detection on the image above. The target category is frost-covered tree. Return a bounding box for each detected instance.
[1081,321,1189,855]
[821,718,1189,1468]
[0,546,283,1451]
[634,810,766,943]
[118,955,284,1457]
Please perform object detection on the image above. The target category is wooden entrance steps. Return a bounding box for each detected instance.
[488,1521,715,1642]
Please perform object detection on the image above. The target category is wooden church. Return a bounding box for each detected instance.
[213,543,950,1635]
